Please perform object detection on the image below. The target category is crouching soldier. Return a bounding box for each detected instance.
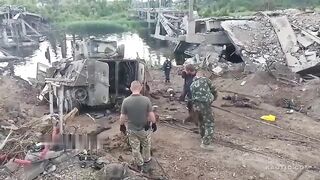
[190,70,217,150]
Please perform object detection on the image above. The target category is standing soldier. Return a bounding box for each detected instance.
[190,69,217,150]
[119,81,157,172]
[162,58,172,83]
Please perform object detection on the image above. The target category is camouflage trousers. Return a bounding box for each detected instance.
[127,129,152,166]
[192,102,214,145]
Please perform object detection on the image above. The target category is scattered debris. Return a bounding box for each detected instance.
[260,115,276,122]
[4,159,20,173]
[222,94,260,109]
[286,109,294,114]
[276,98,306,113]
[97,163,129,180]
[86,113,96,122]
[64,108,79,123]
[0,130,13,150]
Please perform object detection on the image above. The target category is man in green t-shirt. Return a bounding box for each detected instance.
[119,81,157,171]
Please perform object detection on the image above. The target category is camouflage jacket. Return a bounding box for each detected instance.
[190,77,217,103]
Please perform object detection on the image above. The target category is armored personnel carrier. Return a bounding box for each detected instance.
[38,38,149,112]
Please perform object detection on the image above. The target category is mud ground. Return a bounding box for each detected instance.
[1,67,320,180]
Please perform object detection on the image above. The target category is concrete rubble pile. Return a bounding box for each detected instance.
[221,15,286,72]
[185,44,236,75]
[188,9,320,78]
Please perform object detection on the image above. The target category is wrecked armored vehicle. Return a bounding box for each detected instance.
[38,38,148,112]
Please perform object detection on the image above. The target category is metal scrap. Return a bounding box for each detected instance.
[222,94,260,109]
[276,98,306,113]
[0,130,13,150]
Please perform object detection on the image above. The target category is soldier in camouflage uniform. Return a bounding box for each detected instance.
[120,81,157,172]
[190,70,217,150]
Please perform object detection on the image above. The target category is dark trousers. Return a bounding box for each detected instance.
[164,70,170,81]
[180,85,192,101]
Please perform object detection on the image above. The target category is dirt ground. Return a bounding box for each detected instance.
[1,67,320,180]
[144,68,320,180]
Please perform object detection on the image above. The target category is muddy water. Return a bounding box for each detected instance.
[13,32,172,81]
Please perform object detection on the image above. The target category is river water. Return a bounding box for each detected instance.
[8,32,172,81]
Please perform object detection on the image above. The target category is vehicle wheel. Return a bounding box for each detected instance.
[72,88,88,102]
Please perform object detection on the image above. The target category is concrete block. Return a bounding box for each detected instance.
[297,34,314,47]
[212,66,223,75]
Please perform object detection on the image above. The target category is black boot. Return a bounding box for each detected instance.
[142,159,152,173]
[137,165,143,173]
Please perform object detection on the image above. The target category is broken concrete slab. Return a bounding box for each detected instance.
[297,26,320,44]
[270,16,298,53]
[297,34,314,47]
[265,15,320,74]
[306,52,317,62]
[305,50,317,57]
[287,53,303,72]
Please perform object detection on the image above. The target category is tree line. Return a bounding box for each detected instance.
[1,0,320,34]
[196,0,320,16]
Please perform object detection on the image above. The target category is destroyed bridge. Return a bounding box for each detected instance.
[0,5,48,61]
[131,0,320,77]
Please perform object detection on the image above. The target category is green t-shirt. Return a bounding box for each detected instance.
[121,94,152,131]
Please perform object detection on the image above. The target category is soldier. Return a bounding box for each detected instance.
[179,64,196,102]
[190,69,217,150]
[119,81,157,172]
[162,59,172,83]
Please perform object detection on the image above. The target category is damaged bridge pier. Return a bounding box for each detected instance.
[131,0,250,65]
[0,6,47,49]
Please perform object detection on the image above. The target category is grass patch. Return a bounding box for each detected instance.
[64,21,126,35]
[58,20,145,35]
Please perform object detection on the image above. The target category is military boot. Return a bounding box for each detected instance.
[142,159,153,174]
[136,165,143,173]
